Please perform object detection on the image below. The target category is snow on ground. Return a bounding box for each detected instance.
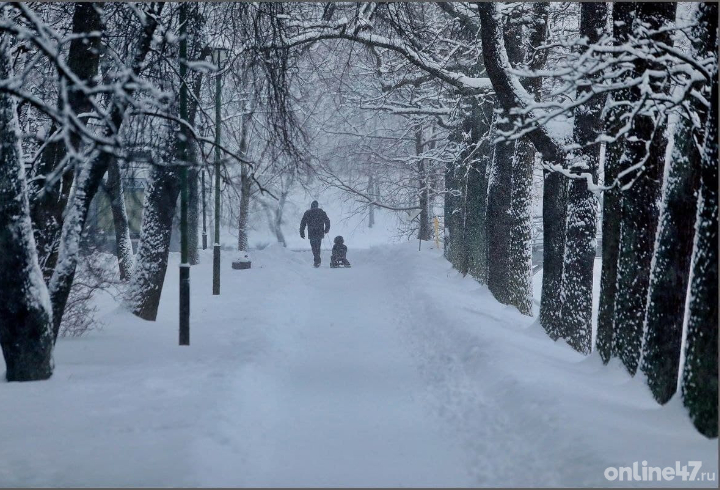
[0,243,716,487]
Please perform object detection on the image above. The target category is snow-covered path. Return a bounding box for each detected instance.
[193,249,472,486]
[0,244,716,487]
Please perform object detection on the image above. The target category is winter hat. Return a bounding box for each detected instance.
[311,200,319,209]
[334,236,344,245]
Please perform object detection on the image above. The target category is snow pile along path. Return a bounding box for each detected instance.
[0,243,716,487]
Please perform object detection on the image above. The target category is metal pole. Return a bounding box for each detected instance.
[178,3,190,345]
[213,48,222,295]
[201,168,207,249]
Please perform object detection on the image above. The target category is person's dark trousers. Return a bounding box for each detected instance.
[310,238,322,265]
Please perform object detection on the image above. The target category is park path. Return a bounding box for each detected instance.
[1,244,713,487]
[190,247,474,486]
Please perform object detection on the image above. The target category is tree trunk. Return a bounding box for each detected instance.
[105,159,134,280]
[0,46,54,381]
[507,138,534,316]
[47,6,161,339]
[128,164,181,321]
[187,163,200,265]
[540,171,568,338]
[368,174,375,228]
[465,101,492,284]
[506,4,545,317]
[444,148,467,273]
[416,125,432,241]
[236,110,252,251]
[596,2,636,362]
[681,1,718,439]
[487,12,532,310]
[641,115,700,401]
[641,2,715,403]
[237,167,251,251]
[29,2,103,281]
[558,2,608,353]
[613,3,676,376]
[486,119,515,304]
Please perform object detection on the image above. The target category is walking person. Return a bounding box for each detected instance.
[300,200,330,267]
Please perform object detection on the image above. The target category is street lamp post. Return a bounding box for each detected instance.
[179,3,190,345]
[213,46,228,296]
[201,168,207,249]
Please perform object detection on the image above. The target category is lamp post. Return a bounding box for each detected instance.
[213,46,228,295]
[201,167,207,249]
[179,3,190,345]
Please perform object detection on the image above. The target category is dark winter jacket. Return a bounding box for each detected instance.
[300,201,330,239]
[332,243,347,258]
[332,236,347,259]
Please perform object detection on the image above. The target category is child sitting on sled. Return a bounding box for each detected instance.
[330,236,351,268]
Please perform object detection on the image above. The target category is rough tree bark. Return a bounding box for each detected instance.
[486,118,514,301]
[444,144,467,274]
[596,3,636,362]
[485,6,535,313]
[464,100,492,284]
[558,2,608,353]
[681,1,718,439]
[641,2,716,404]
[237,167,251,251]
[237,111,252,251]
[507,138,534,316]
[0,38,54,381]
[128,162,181,321]
[187,161,200,265]
[416,125,432,241]
[540,172,567,338]
[105,159,134,280]
[612,3,676,376]
[507,4,547,317]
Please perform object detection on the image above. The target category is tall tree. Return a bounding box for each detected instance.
[559,2,608,353]
[29,2,103,280]
[444,139,467,274]
[416,124,432,241]
[595,3,636,362]
[641,2,716,403]
[681,1,718,439]
[486,12,525,307]
[128,162,181,321]
[506,3,548,317]
[105,160,134,280]
[464,100,493,284]
[612,3,677,375]
[47,3,162,339]
[486,117,515,301]
[237,110,252,251]
[0,31,54,381]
